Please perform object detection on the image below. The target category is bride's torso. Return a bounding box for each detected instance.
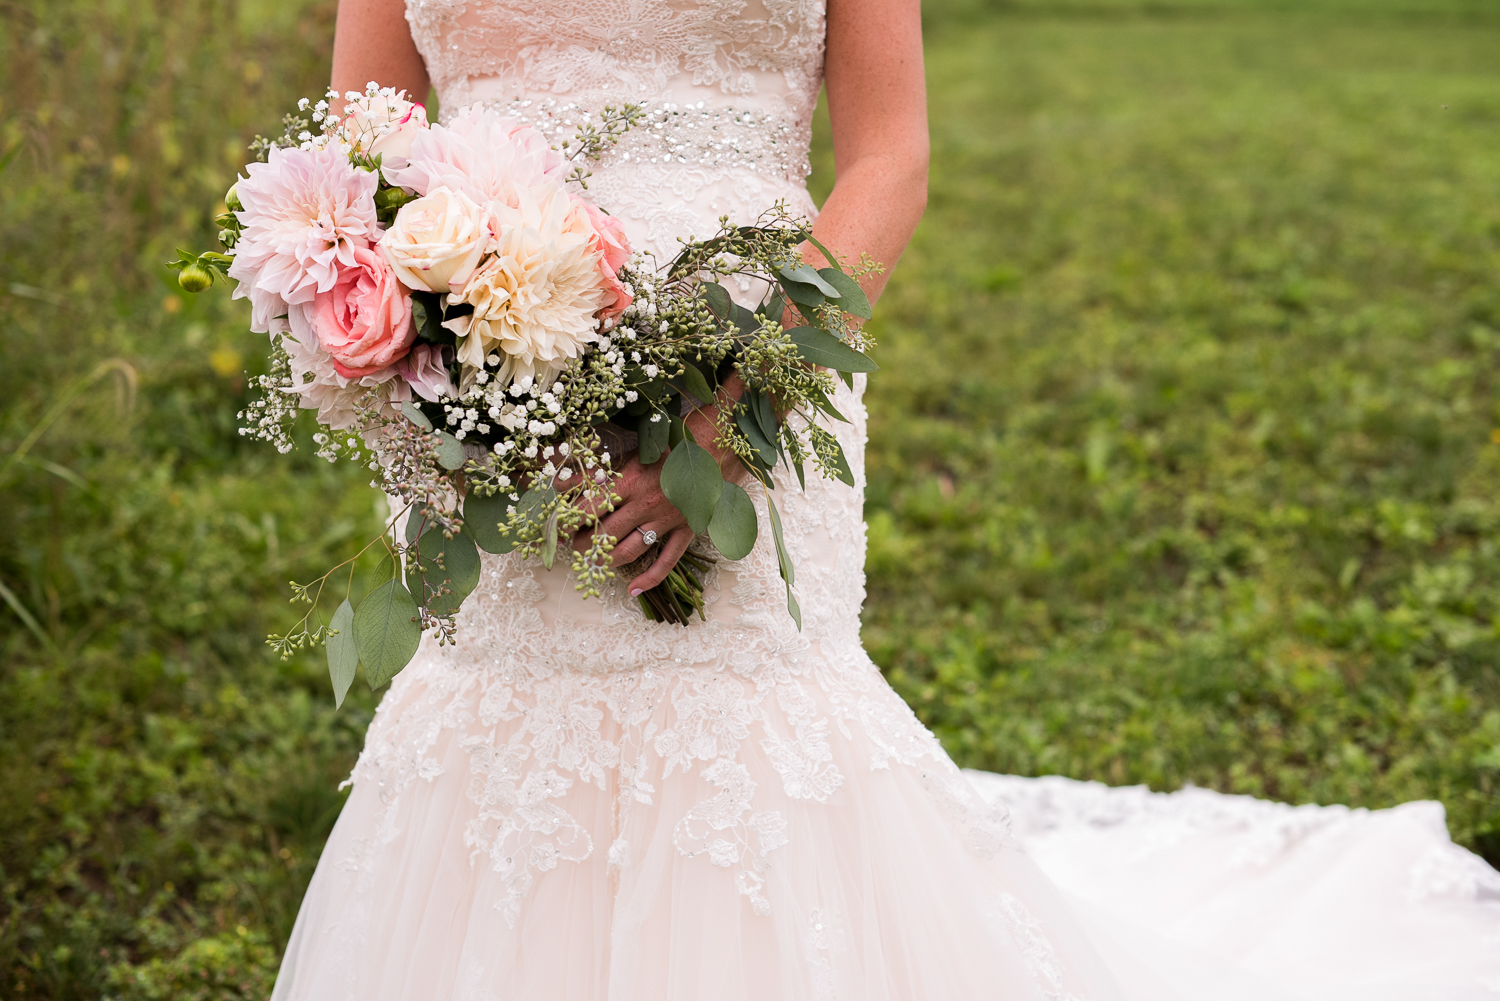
[402,0,868,673]
[406,0,827,260]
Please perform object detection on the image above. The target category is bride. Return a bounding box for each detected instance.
[273,1,1500,999]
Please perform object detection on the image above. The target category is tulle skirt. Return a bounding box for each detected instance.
[271,653,1500,1001]
[271,651,1122,1001]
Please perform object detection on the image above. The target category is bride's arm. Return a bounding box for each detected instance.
[810,0,929,299]
[329,0,430,108]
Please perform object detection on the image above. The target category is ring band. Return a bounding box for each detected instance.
[636,527,659,546]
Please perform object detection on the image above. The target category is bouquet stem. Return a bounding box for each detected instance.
[636,549,715,625]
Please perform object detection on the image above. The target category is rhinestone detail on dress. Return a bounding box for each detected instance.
[470,97,810,184]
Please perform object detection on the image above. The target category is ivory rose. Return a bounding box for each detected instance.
[379,186,491,294]
[312,246,414,378]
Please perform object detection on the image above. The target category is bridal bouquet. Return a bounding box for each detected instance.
[172,84,879,704]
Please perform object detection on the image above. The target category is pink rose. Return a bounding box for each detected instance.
[572,199,633,322]
[312,246,414,378]
[394,344,456,402]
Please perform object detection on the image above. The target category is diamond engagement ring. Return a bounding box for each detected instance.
[636,527,658,546]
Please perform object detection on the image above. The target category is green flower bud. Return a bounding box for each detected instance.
[178,263,214,293]
[224,182,243,213]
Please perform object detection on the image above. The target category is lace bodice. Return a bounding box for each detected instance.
[406,0,827,263]
[406,0,826,117]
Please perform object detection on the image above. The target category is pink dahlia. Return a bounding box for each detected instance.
[229,145,380,333]
[384,108,564,209]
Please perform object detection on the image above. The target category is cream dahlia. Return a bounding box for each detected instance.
[443,182,609,385]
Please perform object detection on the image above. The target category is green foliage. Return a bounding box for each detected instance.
[1,0,1497,998]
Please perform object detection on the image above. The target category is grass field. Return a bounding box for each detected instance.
[2,0,1498,996]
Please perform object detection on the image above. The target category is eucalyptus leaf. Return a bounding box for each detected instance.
[816,268,872,319]
[543,510,559,570]
[780,279,827,310]
[660,439,724,534]
[365,551,396,601]
[676,363,713,404]
[751,389,780,451]
[767,493,795,587]
[786,326,879,373]
[638,411,669,465]
[702,281,731,319]
[778,263,841,298]
[435,431,466,470]
[767,495,802,630]
[668,413,686,450]
[827,439,855,486]
[326,599,358,709]
[803,233,839,270]
[409,292,447,342]
[807,386,849,423]
[354,579,421,690]
[792,457,807,491]
[408,529,481,616]
[735,404,778,466]
[730,303,760,337]
[463,490,515,554]
[404,509,433,543]
[707,481,758,560]
[762,292,786,326]
[400,400,433,431]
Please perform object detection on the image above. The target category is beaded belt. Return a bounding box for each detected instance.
[466,96,812,184]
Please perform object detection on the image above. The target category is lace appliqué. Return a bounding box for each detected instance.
[994,893,1089,1001]
[673,759,789,915]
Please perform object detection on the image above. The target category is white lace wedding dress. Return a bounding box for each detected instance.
[271,2,1500,998]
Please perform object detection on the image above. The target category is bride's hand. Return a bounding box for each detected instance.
[575,453,696,596]
[575,378,750,595]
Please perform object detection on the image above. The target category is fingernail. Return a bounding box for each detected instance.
[630,588,643,597]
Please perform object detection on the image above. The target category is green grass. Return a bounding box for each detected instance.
[848,0,1500,848]
[1,0,1498,996]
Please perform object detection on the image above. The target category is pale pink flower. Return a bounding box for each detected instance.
[391,344,456,403]
[570,198,633,322]
[384,108,563,208]
[229,145,379,333]
[282,304,395,429]
[312,246,415,378]
[338,90,428,170]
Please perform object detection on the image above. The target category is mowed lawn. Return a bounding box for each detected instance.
[1,0,1497,997]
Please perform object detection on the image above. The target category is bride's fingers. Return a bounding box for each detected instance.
[627,525,695,596]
